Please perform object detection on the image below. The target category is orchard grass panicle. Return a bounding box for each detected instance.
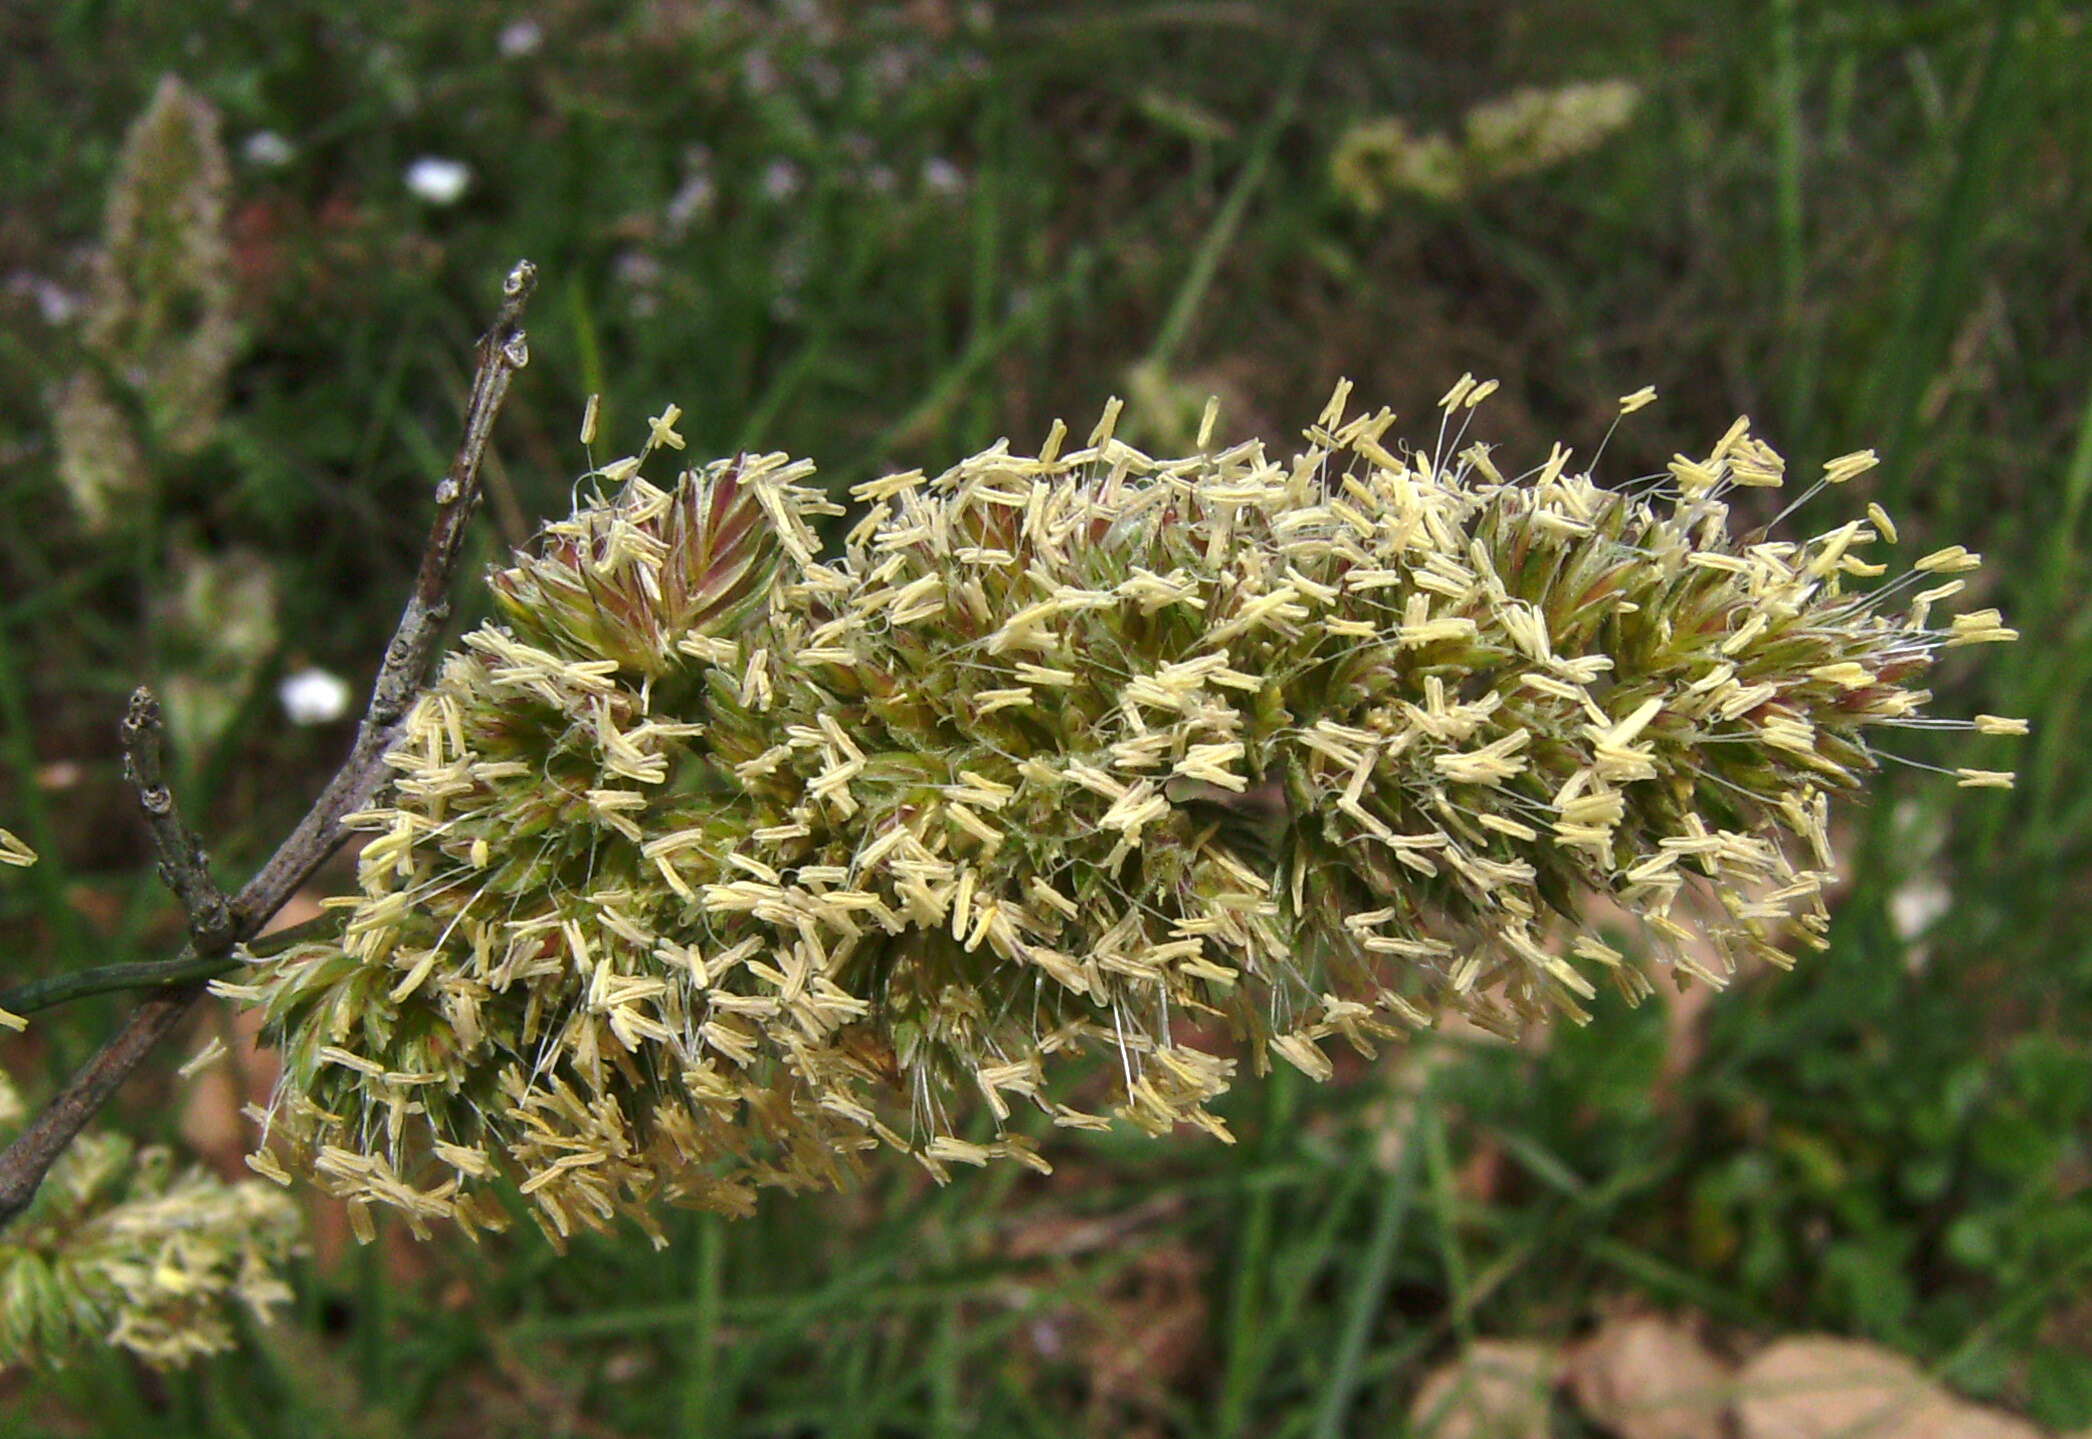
[1332,79,1641,210]
[243,382,2022,1247]
[0,1117,301,1369]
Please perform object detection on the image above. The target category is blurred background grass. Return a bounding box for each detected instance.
[1,0,2088,1433]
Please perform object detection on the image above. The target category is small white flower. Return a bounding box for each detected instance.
[1890,877,1952,943]
[742,48,780,97]
[868,46,913,94]
[405,156,472,206]
[5,271,80,326]
[278,667,352,725]
[921,157,965,195]
[761,159,803,203]
[614,250,664,318]
[242,131,294,168]
[497,20,543,57]
[665,154,716,235]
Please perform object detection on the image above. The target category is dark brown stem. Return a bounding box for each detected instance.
[0,260,537,1230]
[3,988,197,1182]
[121,686,235,953]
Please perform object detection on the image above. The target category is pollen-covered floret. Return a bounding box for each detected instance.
[245,382,2020,1244]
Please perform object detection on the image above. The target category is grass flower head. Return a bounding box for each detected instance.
[0,1072,300,1370]
[246,383,2019,1243]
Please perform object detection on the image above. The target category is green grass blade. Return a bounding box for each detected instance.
[1311,1096,1424,1439]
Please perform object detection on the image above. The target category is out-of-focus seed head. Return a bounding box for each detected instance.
[246,384,2019,1244]
[0,1075,302,1370]
[85,74,239,457]
[55,74,242,531]
[1333,79,1641,210]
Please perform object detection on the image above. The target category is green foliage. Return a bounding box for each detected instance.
[1,0,2087,1432]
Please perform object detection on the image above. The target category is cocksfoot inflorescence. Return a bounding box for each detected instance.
[0,1074,300,1370]
[238,380,2021,1246]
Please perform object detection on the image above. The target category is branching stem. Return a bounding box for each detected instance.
[121,686,235,952]
[0,259,538,1229]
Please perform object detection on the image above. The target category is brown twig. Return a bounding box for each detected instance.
[0,259,538,1229]
[120,686,235,953]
